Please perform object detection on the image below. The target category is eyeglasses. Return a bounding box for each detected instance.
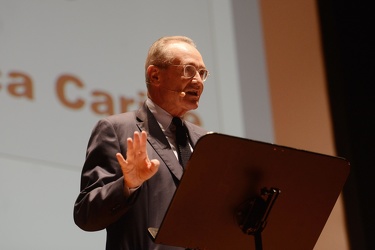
[169,64,210,82]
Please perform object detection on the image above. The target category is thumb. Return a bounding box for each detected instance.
[149,159,160,173]
[116,153,126,167]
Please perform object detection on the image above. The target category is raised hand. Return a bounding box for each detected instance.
[116,131,160,189]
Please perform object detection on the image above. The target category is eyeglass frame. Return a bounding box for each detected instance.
[156,64,210,82]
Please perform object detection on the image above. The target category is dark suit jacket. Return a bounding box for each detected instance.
[74,102,207,250]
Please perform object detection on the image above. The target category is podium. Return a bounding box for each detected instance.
[150,133,350,250]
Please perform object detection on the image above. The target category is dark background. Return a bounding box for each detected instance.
[317,1,374,249]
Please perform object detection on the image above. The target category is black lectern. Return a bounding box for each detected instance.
[150,133,350,250]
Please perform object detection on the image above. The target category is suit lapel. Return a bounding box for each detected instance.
[136,104,184,180]
[185,124,200,147]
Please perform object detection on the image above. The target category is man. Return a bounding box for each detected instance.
[74,36,209,250]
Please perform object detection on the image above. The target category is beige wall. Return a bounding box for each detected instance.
[259,0,349,249]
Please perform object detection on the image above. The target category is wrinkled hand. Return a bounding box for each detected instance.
[116,131,160,189]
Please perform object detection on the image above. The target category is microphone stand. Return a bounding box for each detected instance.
[235,187,281,250]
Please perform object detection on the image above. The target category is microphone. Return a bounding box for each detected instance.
[160,86,186,97]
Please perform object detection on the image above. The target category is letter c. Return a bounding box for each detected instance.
[56,74,85,109]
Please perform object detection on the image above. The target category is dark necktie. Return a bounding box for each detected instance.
[172,117,192,168]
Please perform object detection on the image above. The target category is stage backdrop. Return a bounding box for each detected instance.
[0,1,271,249]
[0,0,347,249]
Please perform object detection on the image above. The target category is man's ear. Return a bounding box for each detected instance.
[147,65,160,85]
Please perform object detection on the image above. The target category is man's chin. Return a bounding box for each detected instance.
[185,100,199,111]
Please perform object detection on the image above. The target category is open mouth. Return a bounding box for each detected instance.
[186,90,199,96]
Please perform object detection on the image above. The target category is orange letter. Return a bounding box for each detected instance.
[7,71,34,100]
[119,96,135,113]
[91,90,114,115]
[137,91,147,108]
[56,74,85,109]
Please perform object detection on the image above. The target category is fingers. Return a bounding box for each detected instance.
[116,152,126,165]
[149,159,160,172]
[140,131,147,152]
[129,131,147,155]
[132,131,140,153]
[118,130,157,188]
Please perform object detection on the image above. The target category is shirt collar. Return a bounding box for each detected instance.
[146,98,174,131]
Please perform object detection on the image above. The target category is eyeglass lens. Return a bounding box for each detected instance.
[184,65,209,82]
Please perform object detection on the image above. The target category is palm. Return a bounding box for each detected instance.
[116,131,159,188]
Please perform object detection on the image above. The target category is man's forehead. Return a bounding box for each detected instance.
[164,42,204,68]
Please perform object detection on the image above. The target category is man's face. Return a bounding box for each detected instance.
[150,42,206,117]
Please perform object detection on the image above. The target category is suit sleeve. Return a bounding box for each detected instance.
[73,118,138,231]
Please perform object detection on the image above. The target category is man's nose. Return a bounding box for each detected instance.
[193,71,204,83]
